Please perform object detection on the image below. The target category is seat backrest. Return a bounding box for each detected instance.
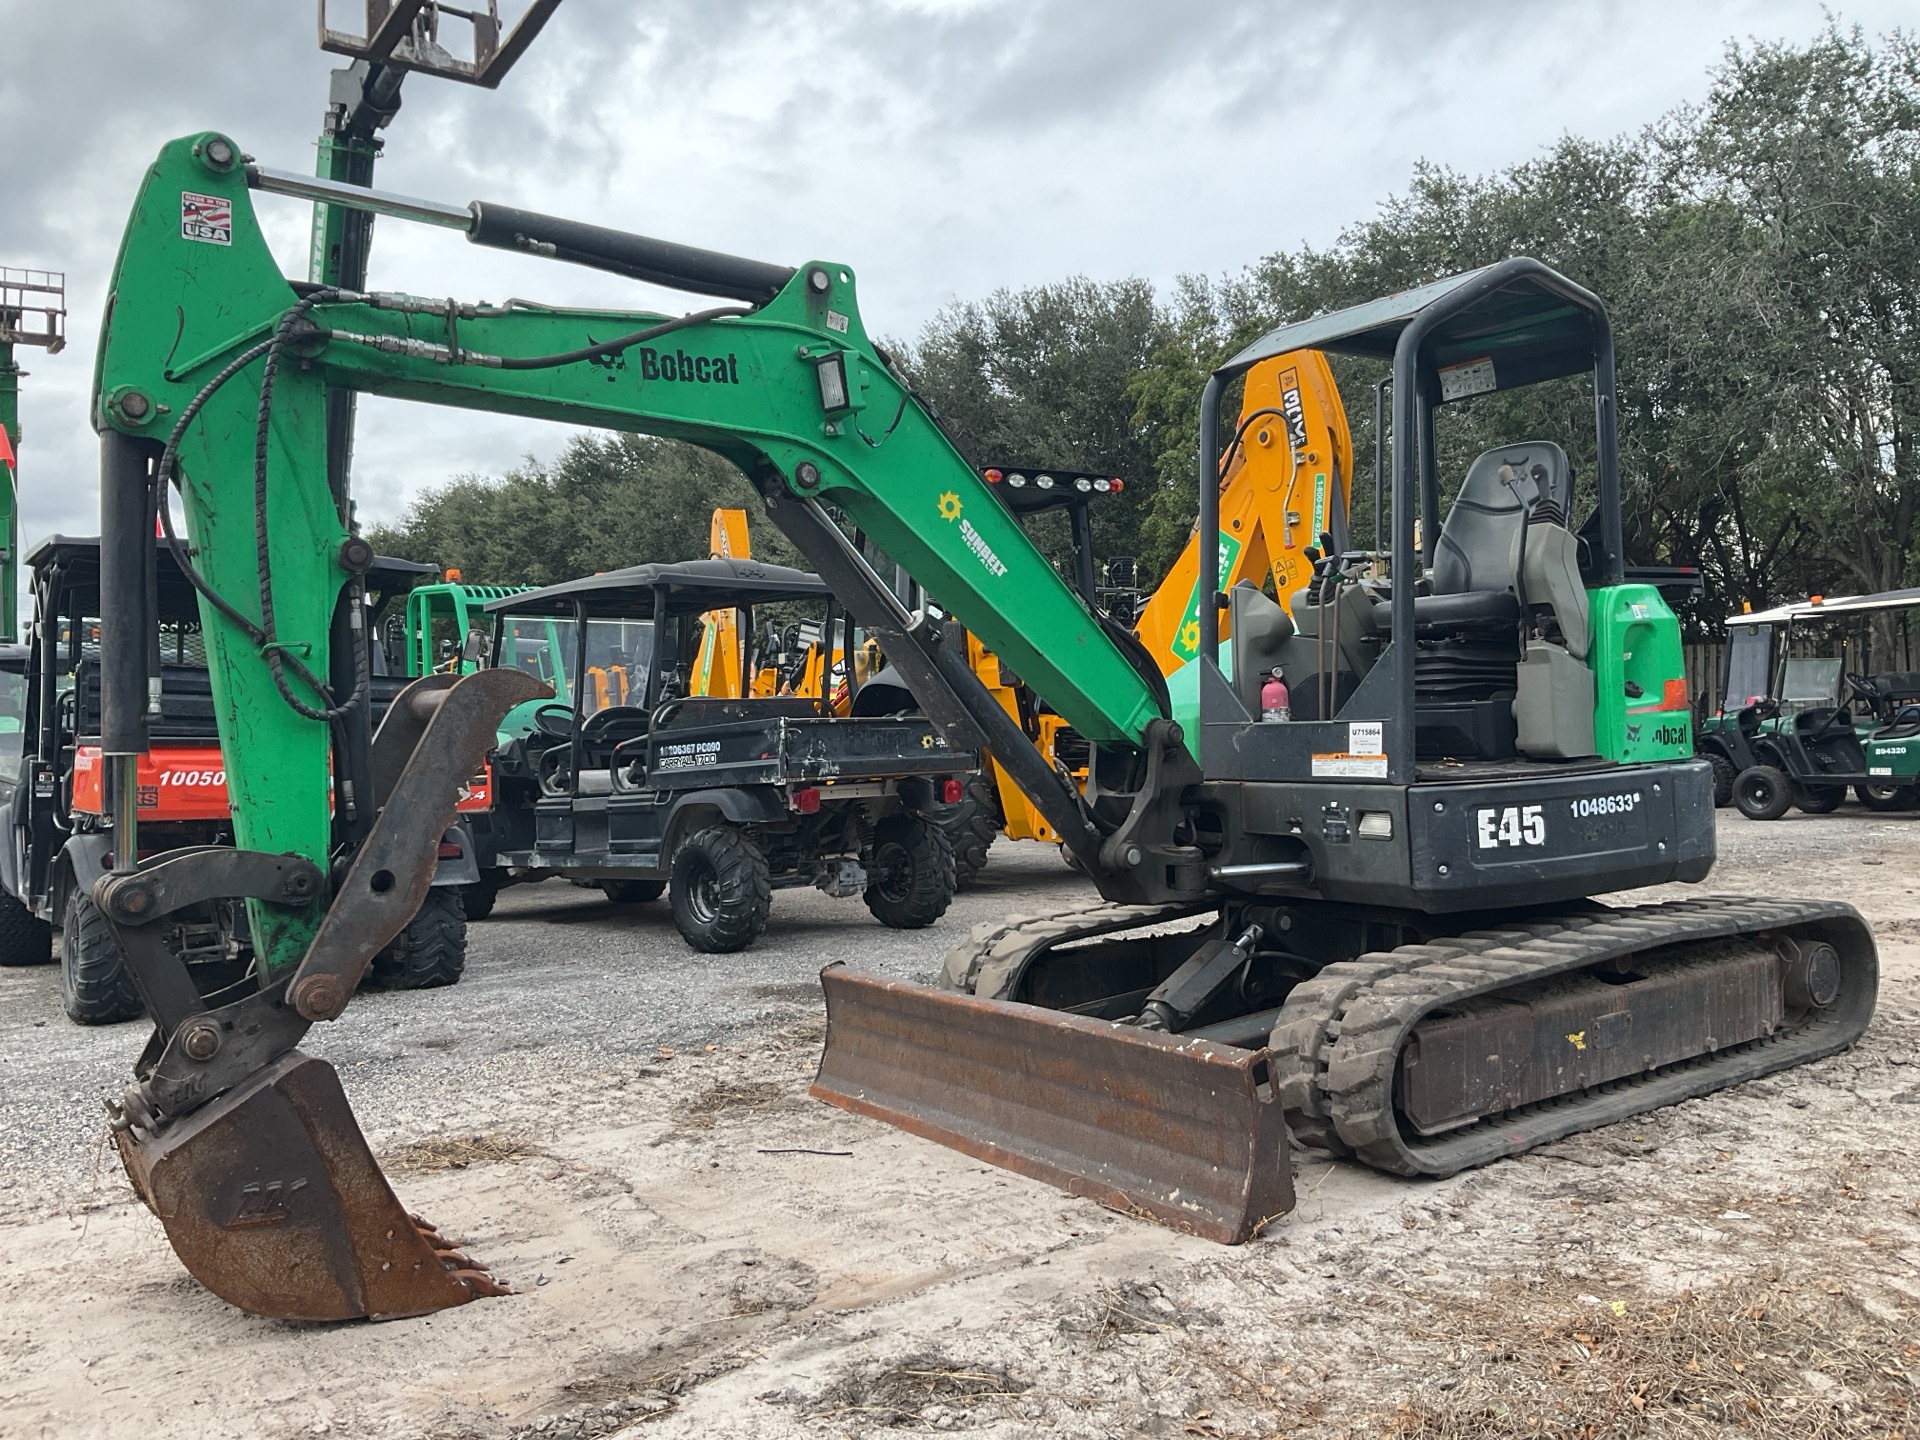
[1433,442,1573,597]
[1228,582,1293,714]
[75,660,220,740]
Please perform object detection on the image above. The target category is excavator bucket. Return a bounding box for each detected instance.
[116,1051,505,1322]
[812,968,1293,1242]
[95,669,545,1322]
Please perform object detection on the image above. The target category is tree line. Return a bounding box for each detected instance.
[370,23,1917,634]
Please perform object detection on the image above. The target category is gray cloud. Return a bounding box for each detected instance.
[0,0,1906,605]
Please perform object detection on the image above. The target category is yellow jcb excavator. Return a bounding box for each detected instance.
[1136,349,1354,673]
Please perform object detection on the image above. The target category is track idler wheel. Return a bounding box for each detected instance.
[114,1051,508,1321]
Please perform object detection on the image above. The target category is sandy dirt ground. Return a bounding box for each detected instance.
[2,816,1917,1439]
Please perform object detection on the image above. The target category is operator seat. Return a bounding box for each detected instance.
[1370,442,1587,654]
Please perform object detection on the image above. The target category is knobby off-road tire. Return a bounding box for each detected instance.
[1734,765,1793,821]
[62,891,141,1025]
[670,825,770,953]
[0,889,52,967]
[368,886,469,990]
[864,815,955,930]
[601,879,666,904]
[460,878,500,921]
[1708,752,1737,809]
[930,775,998,889]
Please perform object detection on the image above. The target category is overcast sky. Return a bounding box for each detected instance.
[0,0,1907,577]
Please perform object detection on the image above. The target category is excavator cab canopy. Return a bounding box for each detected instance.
[1191,258,1629,783]
[1225,263,1606,396]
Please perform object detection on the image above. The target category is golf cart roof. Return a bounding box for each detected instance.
[486,557,831,619]
[1222,258,1605,395]
[1732,586,1920,628]
[24,533,437,583]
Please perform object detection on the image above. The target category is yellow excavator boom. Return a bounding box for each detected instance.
[1135,350,1353,674]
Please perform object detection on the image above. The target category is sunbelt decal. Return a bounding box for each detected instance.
[1173,531,1243,660]
[941,492,1009,579]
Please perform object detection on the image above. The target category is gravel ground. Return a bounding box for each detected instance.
[2,818,1917,1439]
[0,839,1092,1218]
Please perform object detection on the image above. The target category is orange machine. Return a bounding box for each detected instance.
[691,507,753,698]
[1135,349,1353,672]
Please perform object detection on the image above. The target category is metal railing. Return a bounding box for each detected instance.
[0,268,65,353]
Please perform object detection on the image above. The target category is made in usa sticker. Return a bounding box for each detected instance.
[181,191,232,245]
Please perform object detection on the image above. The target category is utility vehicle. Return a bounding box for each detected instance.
[0,535,488,1020]
[472,558,970,949]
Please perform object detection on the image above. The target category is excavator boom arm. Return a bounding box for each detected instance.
[92,136,1222,1317]
[97,137,1162,781]
[1136,351,1354,673]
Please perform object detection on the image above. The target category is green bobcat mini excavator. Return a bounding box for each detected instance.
[92,133,1876,1320]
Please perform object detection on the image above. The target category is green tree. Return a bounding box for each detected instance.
[366,433,794,584]
[1642,25,1920,617]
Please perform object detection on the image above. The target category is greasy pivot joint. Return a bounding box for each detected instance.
[181,1023,222,1061]
[338,537,375,574]
[293,974,347,1022]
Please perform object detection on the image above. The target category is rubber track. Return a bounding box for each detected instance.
[939,899,1217,996]
[944,894,1877,1179]
[1270,895,1877,1177]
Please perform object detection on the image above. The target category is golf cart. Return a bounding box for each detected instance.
[1696,587,1920,819]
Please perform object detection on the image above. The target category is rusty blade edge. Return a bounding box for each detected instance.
[811,1080,1268,1244]
[810,968,1294,1244]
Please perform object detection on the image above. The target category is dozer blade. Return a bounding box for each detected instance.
[116,1050,506,1322]
[812,967,1293,1242]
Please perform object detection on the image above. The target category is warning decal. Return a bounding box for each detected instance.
[1312,753,1389,779]
[181,191,233,246]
